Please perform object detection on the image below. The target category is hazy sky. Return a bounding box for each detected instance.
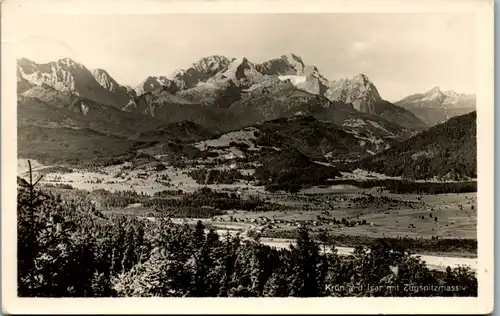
[7,13,476,101]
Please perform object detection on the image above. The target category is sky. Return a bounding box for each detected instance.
[5,13,476,101]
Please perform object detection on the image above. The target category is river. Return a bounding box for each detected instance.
[151,218,477,272]
[212,229,477,272]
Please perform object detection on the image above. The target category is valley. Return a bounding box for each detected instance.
[18,154,478,264]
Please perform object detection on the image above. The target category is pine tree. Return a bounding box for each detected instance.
[191,220,208,297]
[289,226,321,297]
[121,245,135,273]
[263,268,290,297]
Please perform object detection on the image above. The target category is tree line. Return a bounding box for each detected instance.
[324,179,477,194]
[44,186,281,217]
[188,168,252,185]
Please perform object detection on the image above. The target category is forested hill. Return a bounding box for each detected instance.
[356,111,476,180]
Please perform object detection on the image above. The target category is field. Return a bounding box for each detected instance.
[217,190,476,239]
[19,156,477,260]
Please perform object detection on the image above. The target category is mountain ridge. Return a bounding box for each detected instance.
[17,53,426,131]
[17,53,452,138]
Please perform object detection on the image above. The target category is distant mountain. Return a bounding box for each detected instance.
[368,100,429,130]
[17,57,131,108]
[395,87,476,126]
[232,81,409,143]
[135,55,233,95]
[174,57,264,108]
[255,53,330,96]
[324,74,427,130]
[17,93,203,165]
[173,55,234,90]
[356,112,477,180]
[207,57,263,88]
[396,86,476,110]
[325,74,381,113]
[253,56,422,129]
[92,68,126,94]
[230,81,342,126]
[134,76,177,96]
[255,53,308,76]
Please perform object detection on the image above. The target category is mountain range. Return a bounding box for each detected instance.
[16,53,476,179]
[17,54,438,131]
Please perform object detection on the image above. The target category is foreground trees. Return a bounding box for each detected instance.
[17,179,478,297]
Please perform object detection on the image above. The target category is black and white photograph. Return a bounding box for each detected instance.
[1,0,494,314]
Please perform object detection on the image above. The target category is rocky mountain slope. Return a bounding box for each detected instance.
[325,74,381,113]
[129,54,427,130]
[395,87,476,126]
[17,57,132,108]
[356,111,477,180]
[134,55,233,95]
